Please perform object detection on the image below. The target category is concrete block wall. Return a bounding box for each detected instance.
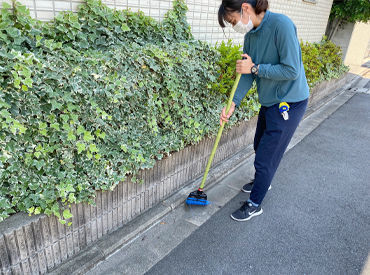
[0,0,333,45]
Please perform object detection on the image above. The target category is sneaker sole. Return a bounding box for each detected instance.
[241,185,272,193]
[230,209,263,222]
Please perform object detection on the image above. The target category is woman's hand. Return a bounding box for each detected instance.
[236,54,254,74]
[220,101,236,126]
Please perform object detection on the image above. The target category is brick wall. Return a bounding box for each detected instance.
[0,0,333,45]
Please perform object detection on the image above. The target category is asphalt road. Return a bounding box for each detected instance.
[146,93,370,275]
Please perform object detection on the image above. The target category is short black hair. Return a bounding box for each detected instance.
[218,0,268,28]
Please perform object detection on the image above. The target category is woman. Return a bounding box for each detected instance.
[218,0,309,221]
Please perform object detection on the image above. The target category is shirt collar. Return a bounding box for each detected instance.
[249,10,270,34]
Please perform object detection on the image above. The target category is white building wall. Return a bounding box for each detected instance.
[0,0,333,45]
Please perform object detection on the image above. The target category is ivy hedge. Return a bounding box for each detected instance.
[0,0,347,223]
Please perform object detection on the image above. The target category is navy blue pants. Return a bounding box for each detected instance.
[250,98,308,205]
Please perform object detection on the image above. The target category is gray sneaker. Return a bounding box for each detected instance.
[241,180,271,193]
[230,201,263,222]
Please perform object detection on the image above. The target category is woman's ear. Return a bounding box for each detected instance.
[243,3,255,16]
[241,3,252,23]
[241,3,249,12]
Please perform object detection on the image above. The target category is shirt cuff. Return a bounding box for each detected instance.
[258,64,268,78]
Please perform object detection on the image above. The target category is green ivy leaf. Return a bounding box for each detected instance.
[27,206,35,215]
[121,24,130,32]
[63,209,73,219]
[61,114,69,122]
[76,142,85,154]
[89,143,98,153]
[67,130,76,141]
[7,28,21,38]
[39,129,47,136]
[83,131,95,142]
[120,144,128,152]
[51,100,63,111]
[50,123,60,130]
[77,125,85,135]
[24,77,33,88]
[39,122,47,129]
[86,152,93,160]
[34,207,41,215]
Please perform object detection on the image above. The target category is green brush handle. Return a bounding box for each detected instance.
[199,73,242,190]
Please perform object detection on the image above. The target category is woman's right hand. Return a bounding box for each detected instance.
[220,102,236,126]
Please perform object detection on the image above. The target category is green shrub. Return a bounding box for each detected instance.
[301,41,323,86]
[316,37,349,81]
[301,37,348,87]
[212,40,242,96]
[212,40,260,119]
[212,37,348,121]
[0,0,224,223]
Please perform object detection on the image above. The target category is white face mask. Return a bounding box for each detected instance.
[232,8,254,34]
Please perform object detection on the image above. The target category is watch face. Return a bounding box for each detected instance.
[252,66,257,73]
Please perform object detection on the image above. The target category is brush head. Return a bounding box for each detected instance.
[186,189,210,206]
[186,197,210,206]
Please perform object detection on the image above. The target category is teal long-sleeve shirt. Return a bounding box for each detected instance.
[233,10,309,108]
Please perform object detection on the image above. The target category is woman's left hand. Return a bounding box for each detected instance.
[236,53,254,74]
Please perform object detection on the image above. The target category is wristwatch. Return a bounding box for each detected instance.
[251,64,258,75]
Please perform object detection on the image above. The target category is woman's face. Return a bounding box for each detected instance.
[224,4,251,26]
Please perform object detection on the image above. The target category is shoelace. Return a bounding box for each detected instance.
[239,201,253,212]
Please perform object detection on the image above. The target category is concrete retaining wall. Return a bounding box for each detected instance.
[309,73,349,106]
[0,73,348,275]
